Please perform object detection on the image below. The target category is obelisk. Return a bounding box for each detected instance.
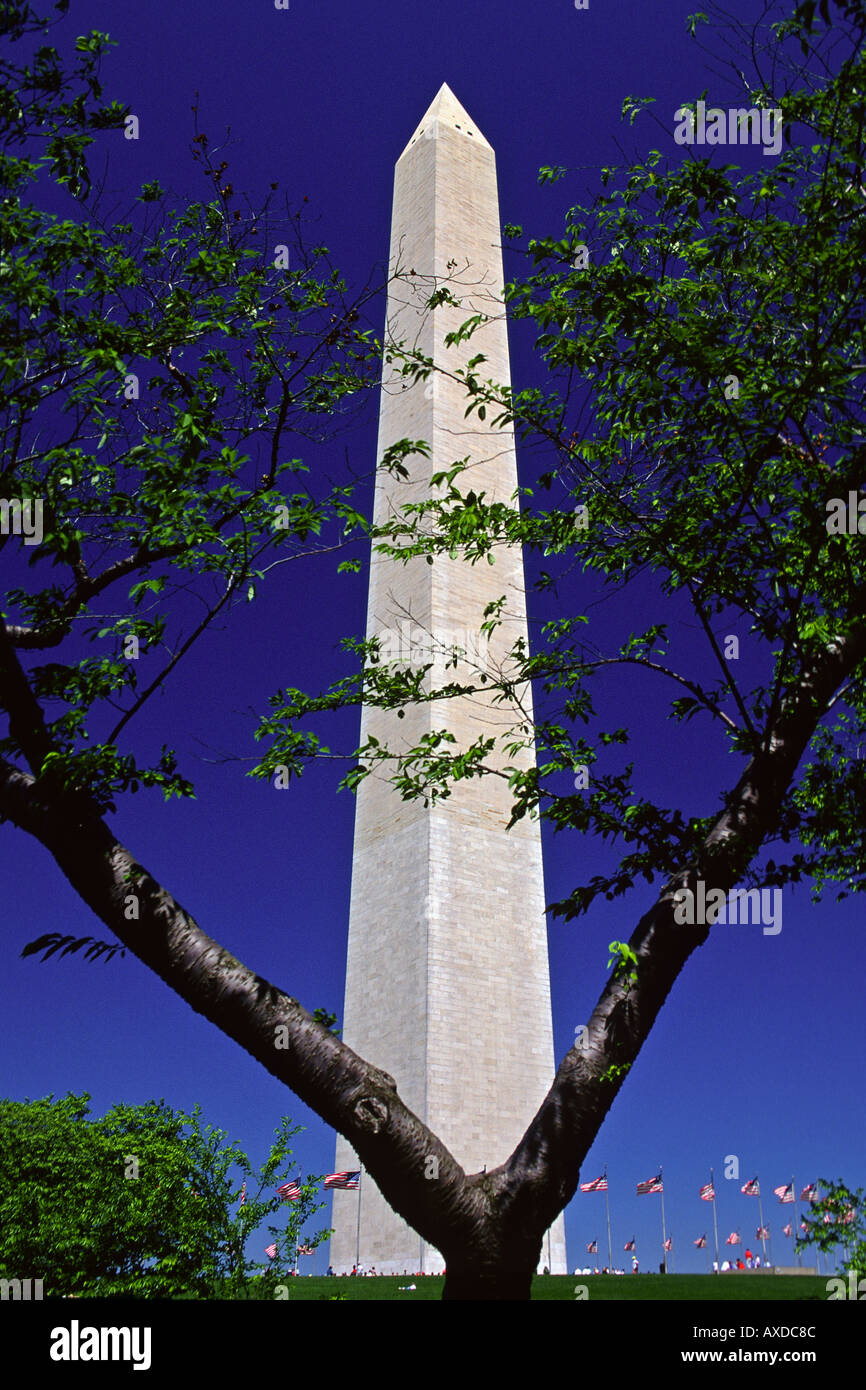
[329,84,567,1276]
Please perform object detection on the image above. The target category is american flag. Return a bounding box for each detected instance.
[580,1175,608,1193]
[264,1244,277,1259]
[637,1173,663,1195]
[800,1220,809,1233]
[700,1181,715,1202]
[276,1180,302,1202]
[741,1177,760,1196]
[238,1182,246,1208]
[756,1226,770,1239]
[725,1232,740,1245]
[800,1183,818,1202]
[774,1183,794,1203]
[324,1171,361,1191]
[664,1237,673,1252]
[823,1213,833,1225]
[586,1239,598,1254]
[693,1235,707,1248]
[782,1223,793,1237]
[843,1208,856,1225]
[297,1244,315,1255]
[624,1238,636,1251]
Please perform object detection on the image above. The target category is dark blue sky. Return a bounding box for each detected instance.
[3,0,863,1277]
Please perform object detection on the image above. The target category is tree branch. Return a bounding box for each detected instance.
[495,614,866,1244]
[0,754,497,1264]
[0,620,57,775]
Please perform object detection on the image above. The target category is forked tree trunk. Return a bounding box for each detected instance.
[438,1205,545,1301]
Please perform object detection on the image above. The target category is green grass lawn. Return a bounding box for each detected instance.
[251,1273,829,1301]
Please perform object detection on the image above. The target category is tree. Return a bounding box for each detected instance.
[2,0,865,1300]
[0,1093,327,1297]
[797,1180,865,1286]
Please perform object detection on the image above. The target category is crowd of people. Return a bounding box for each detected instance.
[324,1251,775,1277]
[571,1247,773,1275]
[714,1248,767,1272]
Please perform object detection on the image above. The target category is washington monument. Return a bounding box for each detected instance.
[329,84,567,1276]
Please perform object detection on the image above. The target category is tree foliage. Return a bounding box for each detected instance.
[0,1093,327,1297]
[1,0,380,821]
[796,1179,865,1278]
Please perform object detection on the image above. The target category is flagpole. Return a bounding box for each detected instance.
[297,1171,303,1276]
[355,1166,363,1271]
[807,1186,818,1274]
[757,1177,768,1266]
[765,1180,774,1268]
[660,1165,667,1273]
[711,1168,720,1274]
[604,1165,613,1273]
[792,1175,801,1267]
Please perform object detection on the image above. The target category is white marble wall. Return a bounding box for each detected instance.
[330,85,567,1277]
